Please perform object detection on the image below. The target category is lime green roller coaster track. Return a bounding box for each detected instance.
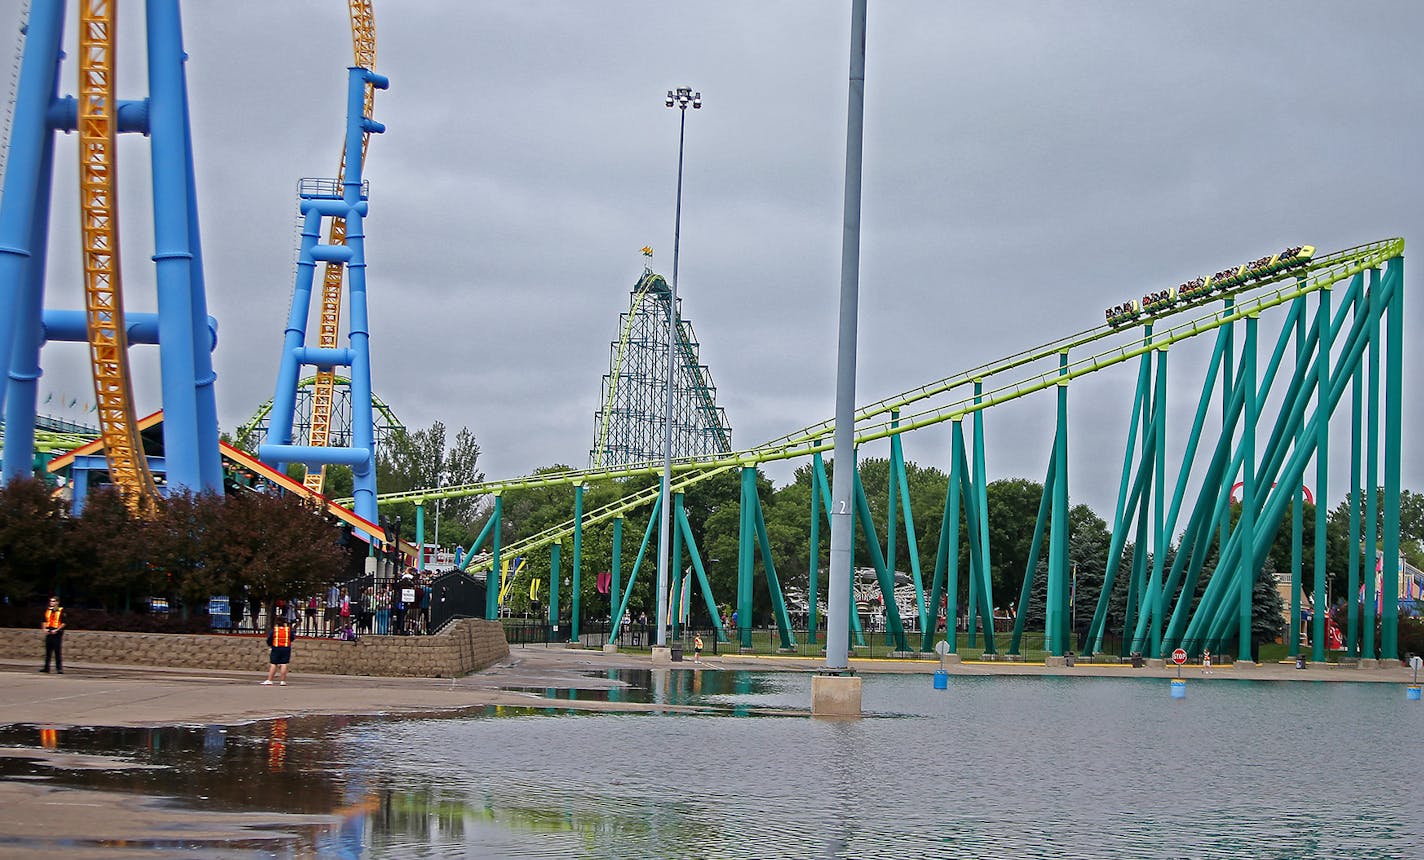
[359,238,1402,574]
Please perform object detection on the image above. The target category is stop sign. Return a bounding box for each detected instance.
[1171,648,1188,665]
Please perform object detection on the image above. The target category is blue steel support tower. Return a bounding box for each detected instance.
[0,0,221,497]
[258,66,388,527]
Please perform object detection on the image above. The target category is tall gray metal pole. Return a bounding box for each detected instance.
[655,89,697,647]
[824,0,868,671]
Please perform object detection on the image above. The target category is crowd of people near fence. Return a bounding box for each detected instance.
[218,569,436,639]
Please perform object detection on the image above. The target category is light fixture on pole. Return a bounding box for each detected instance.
[654,85,700,649]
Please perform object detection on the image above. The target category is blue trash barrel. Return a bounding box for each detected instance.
[1170,678,1187,699]
[1408,685,1421,701]
[933,670,948,690]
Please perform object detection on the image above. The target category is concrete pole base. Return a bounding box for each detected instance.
[940,654,962,667]
[1146,658,1166,669]
[1357,658,1380,669]
[602,644,619,654]
[1233,660,1258,670]
[651,646,671,665]
[1045,656,1067,668]
[811,674,862,717]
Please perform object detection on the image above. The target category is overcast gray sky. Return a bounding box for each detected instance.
[8,1,1422,517]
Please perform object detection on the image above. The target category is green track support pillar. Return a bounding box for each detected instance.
[1290,299,1305,657]
[1047,353,1070,656]
[1009,438,1055,655]
[611,496,661,633]
[1312,284,1332,662]
[737,466,756,649]
[1363,267,1380,661]
[571,482,584,642]
[1347,293,1363,657]
[487,495,503,620]
[611,515,623,629]
[752,488,797,649]
[415,502,425,574]
[1381,256,1403,660]
[853,468,910,652]
[549,540,561,636]
[923,424,963,653]
[675,500,730,643]
[1238,315,1258,662]
[671,492,685,639]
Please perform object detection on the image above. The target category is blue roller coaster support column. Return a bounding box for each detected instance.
[1238,314,1258,662]
[487,494,503,620]
[609,515,622,628]
[1380,256,1403,660]
[571,483,584,641]
[0,1,63,481]
[148,0,219,492]
[260,67,388,525]
[1312,282,1333,662]
[1047,353,1070,656]
[1,110,56,483]
[1363,268,1380,661]
[808,448,823,643]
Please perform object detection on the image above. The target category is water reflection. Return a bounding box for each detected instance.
[1,673,1420,857]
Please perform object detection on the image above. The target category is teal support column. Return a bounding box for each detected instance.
[941,422,967,654]
[671,492,686,640]
[1009,440,1055,655]
[886,413,900,608]
[1220,298,1235,585]
[1290,298,1305,657]
[923,427,961,652]
[611,515,623,632]
[737,466,756,649]
[1239,315,1258,661]
[1347,303,1363,657]
[954,421,997,654]
[1132,346,1168,656]
[972,382,993,649]
[1380,256,1403,660]
[853,468,910,652]
[809,449,823,643]
[571,483,584,641]
[549,541,561,636]
[415,503,426,574]
[1363,268,1380,660]
[611,497,661,632]
[1312,284,1332,662]
[1086,327,1155,653]
[675,500,730,642]
[752,491,797,649]
[487,495,503,620]
[1046,353,1069,656]
[891,424,928,634]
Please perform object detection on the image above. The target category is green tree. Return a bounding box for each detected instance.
[377,421,485,548]
[0,477,71,602]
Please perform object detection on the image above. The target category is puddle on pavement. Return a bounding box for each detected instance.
[0,668,800,856]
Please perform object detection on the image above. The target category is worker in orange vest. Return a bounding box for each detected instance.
[40,596,64,674]
[262,605,294,686]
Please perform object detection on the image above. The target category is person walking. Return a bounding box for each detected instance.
[262,608,294,686]
[693,634,704,663]
[1202,649,1212,675]
[40,596,64,674]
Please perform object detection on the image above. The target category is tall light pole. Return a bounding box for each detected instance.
[655,86,701,648]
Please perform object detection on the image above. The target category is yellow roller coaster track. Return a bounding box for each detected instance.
[79,0,157,513]
[304,0,377,494]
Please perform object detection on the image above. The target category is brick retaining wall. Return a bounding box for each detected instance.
[0,618,509,678]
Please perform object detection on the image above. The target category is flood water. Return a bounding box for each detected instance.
[2,670,1421,858]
